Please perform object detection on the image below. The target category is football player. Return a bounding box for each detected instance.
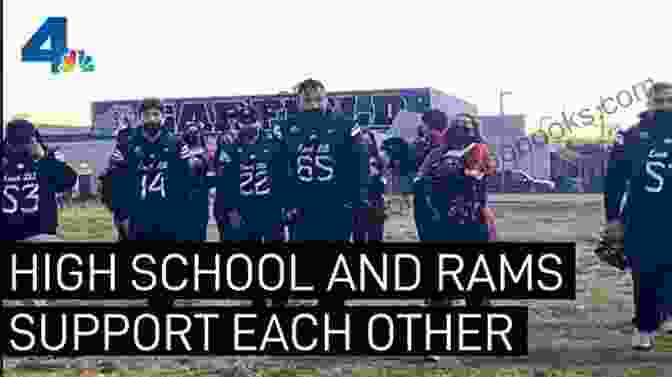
[414,112,496,363]
[106,97,193,241]
[352,128,386,241]
[411,110,449,241]
[99,125,132,241]
[182,122,211,241]
[282,78,369,242]
[1,119,77,241]
[605,81,672,349]
[213,106,287,242]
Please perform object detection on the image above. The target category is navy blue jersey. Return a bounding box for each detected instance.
[110,129,192,228]
[214,133,287,214]
[604,111,657,221]
[279,111,369,209]
[1,151,77,240]
[623,112,672,270]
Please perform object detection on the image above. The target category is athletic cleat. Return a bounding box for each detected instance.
[632,331,655,351]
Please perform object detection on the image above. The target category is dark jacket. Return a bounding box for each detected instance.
[604,111,656,222]
[620,111,672,270]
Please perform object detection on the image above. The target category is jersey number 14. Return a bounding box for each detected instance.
[141,172,166,199]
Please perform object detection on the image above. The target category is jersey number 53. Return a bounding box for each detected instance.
[2,183,40,214]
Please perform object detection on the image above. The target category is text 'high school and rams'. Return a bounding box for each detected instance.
[6,247,573,299]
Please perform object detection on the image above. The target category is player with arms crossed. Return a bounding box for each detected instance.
[1,119,77,241]
[107,97,193,240]
[214,106,287,242]
[282,79,369,241]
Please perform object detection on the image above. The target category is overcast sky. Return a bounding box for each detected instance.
[3,0,670,130]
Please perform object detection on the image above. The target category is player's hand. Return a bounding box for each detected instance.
[286,208,301,224]
[228,209,243,229]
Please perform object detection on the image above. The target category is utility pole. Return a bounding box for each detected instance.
[499,90,512,115]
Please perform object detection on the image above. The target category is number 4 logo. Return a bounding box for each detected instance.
[22,17,95,73]
[22,17,67,64]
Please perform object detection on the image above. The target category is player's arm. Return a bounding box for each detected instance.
[604,128,633,223]
[414,149,440,219]
[104,139,133,219]
[214,143,240,213]
[186,152,208,186]
[45,149,78,192]
[175,139,194,196]
[271,140,290,211]
[279,119,300,212]
[343,123,369,208]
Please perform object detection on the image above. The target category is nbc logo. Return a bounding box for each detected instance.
[21,17,96,74]
[52,48,95,74]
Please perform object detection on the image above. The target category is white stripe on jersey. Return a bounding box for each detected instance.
[179,145,192,159]
[351,126,362,137]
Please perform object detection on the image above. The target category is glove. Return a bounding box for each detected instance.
[594,220,625,270]
[285,208,302,224]
[98,172,113,211]
[367,206,388,224]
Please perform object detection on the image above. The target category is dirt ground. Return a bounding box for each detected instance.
[4,194,671,376]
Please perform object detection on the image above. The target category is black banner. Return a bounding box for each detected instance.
[2,306,527,356]
[3,242,575,300]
